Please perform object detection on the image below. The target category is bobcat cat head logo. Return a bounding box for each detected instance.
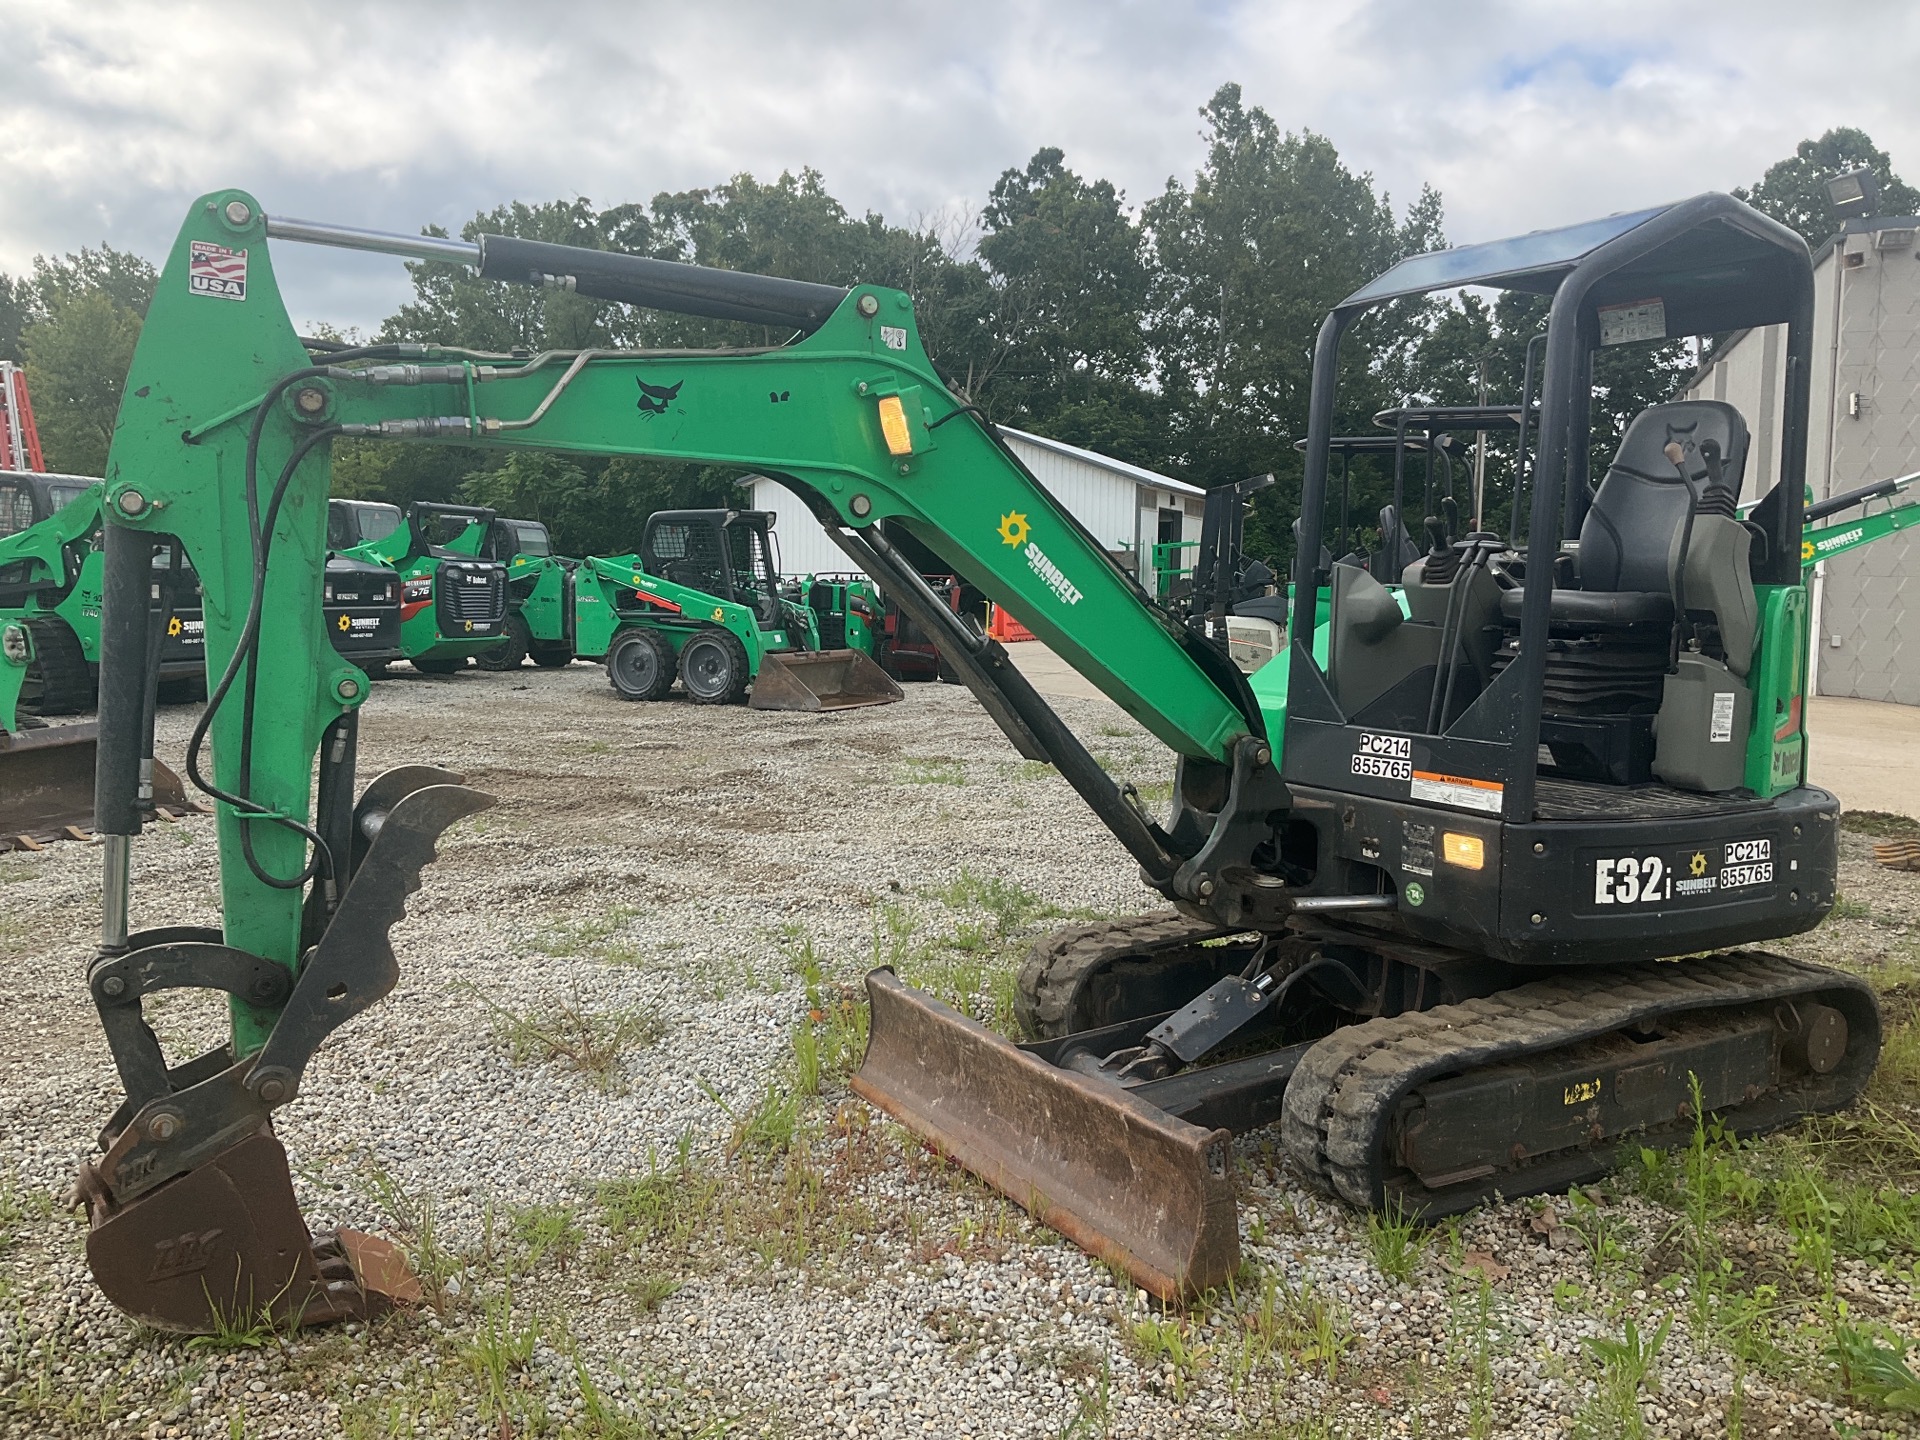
[636,379,683,417]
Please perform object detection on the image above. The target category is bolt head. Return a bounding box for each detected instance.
[1530,912,1545,925]
[857,294,880,317]
[223,199,253,227]
[294,386,328,415]
[147,1113,181,1142]
[100,975,127,997]
[336,676,362,701]
[1252,745,1272,768]
[117,489,148,516]
[257,1078,287,1104]
[1196,877,1216,898]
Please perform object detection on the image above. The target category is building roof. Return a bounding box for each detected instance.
[996,425,1207,498]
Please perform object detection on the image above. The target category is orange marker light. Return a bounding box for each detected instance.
[877,395,913,456]
[1442,832,1485,870]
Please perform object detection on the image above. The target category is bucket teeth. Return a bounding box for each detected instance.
[78,1130,415,1333]
[851,968,1239,1301]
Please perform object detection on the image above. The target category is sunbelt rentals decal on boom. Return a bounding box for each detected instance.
[998,511,1083,607]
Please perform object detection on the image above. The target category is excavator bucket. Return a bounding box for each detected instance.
[749,648,903,712]
[851,969,1239,1301]
[0,724,197,850]
[81,1129,418,1333]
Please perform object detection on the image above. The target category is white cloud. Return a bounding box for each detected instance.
[1,0,1916,330]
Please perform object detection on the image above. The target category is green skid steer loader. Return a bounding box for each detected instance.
[334,501,509,674]
[0,473,202,847]
[575,508,900,710]
[472,516,578,671]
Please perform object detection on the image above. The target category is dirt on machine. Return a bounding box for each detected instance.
[63,187,1881,1335]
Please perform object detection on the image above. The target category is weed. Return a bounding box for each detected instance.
[1127,1312,1202,1400]
[1576,1313,1671,1439]
[1465,1277,1496,1439]
[1097,723,1134,739]
[534,903,644,964]
[361,1161,466,1310]
[899,757,967,786]
[509,1202,583,1271]
[930,869,1061,938]
[1831,893,1873,921]
[1842,810,1920,840]
[478,986,663,1090]
[1365,1196,1427,1284]
[1055,1352,1113,1438]
[1830,1321,1920,1412]
[185,1293,289,1353]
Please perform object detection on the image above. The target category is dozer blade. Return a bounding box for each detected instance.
[0,723,200,850]
[80,1128,418,1333]
[750,648,903,712]
[851,968,1238,1301]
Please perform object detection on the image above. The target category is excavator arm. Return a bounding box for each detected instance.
[77,190,1271,1329]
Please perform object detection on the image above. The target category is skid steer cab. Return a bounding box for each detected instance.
[333,500,508,675]
[472,516,579,672]
[574,508,901,710]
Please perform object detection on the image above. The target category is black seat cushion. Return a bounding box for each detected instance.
[1499,587,1673,627]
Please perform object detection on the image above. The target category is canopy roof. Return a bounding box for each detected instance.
[1340,194,1810,335]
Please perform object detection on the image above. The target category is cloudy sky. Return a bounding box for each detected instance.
[3,0,1916,331]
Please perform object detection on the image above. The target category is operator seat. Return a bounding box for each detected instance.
[1498,400,1750,635]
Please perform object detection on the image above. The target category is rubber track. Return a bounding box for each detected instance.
[21,617,94,715]
[1014,911,1232,1039]
[1280,951,1880,1216]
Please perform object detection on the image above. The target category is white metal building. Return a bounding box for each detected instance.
[745,426,1207,589]
[1682,214,1920,705]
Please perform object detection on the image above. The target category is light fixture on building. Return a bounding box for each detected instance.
[1825,167,1882,221]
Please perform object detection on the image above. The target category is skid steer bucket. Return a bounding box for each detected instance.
[851,969,1239,1301]
[0,724,197,850]
[749,648,903,712]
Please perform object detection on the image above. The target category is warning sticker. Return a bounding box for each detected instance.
[188,241,248,301]
[1410,769,1504,815]
[880,325,908,351]
[1598,297,1665,346]
[1710,691,1736,743]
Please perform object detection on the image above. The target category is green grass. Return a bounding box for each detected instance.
[1364,1196,1427,1284]
[898,756,967,786]
[508,1202,584,1271]
[533,903,645,965]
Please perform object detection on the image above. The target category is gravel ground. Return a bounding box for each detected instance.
[0,662,1917,1439]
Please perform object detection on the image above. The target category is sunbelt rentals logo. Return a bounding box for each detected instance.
[998,512,1083,607]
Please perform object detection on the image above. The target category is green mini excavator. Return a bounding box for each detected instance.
[71,189,1873,1333]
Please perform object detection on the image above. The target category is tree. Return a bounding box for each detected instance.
[971,148,1161,460]
[23,289,144,474]
[1735,127,1920,249]
[1144,84,1446,562]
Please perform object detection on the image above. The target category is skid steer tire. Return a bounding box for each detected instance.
[19,618,94,715]
[411,656,463,676]
[473,615,530,672]
[680,629,749,705]
[606,630,675,701]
